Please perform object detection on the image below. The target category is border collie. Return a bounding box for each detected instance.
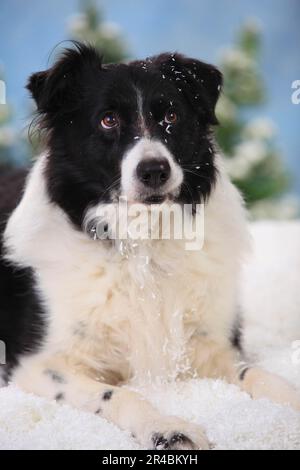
[0,43,299,450]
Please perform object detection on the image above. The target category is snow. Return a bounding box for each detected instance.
[243,117,276,140]
[99,22,121,40]
[67,13,88,34]
[0,221,299,450]
[226,140,267,179]
[221,48,254,70]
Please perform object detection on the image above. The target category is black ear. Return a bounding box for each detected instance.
[26,42,103,114]
[27,71,48,108]
[150,53,223,125]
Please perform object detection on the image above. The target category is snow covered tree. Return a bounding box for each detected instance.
[68,0,129,63]
[216,20,293,217]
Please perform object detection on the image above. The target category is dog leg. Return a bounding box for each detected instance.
[237,366,300,412]
[191,339,300,411]
[11,354,210,450]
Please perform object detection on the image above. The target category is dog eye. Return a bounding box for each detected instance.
[164,109,178,124]
[100,112,119,130]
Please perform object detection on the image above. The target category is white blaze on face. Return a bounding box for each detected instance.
[121,138,184,201]
[136,88,148,136]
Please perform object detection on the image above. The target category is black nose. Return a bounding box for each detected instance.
[136,158,171,188]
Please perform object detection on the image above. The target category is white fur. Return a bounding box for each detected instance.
[4,152,249,385]
[121,138,183,201]
[5,152,300,449]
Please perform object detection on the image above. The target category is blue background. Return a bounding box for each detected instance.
[0,0,299,193]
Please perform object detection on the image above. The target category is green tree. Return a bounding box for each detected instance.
[68,0,129,63]
[216,20,293,217]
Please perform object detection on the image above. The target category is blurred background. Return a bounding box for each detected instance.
[0,0,299,219]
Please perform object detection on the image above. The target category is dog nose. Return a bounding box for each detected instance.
[136,158,171,188]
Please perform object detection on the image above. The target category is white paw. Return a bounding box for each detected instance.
[143,416,210,450]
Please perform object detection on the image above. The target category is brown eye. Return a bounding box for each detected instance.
[100,112,119,130]
[164,109,178,124]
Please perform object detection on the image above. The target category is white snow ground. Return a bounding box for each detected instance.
[0,221,299,450]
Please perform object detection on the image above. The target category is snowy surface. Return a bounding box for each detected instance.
[0,221,300,450]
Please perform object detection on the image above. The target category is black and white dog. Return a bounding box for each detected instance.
[0,43,299,450]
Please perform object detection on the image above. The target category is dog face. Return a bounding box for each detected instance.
[27,43,222,228]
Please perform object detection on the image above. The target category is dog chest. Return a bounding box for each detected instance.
[40,241,214,383]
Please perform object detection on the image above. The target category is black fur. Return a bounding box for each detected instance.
[231,313,243,352]
[44,369,66,384]
[27,42,221,227]
[0,43,226,378]
[54,392,65,402]
[239,367,249,381]
[102,390,113,401]
[0,167,46,380]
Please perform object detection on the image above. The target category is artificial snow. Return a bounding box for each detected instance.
[0,221,299,450]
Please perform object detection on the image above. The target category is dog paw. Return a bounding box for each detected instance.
[144,416,210,450]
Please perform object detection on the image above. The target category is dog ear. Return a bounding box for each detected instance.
[150,52,222,125]
[27,42,103,115]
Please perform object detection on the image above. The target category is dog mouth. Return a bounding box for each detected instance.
[143,194,166,204]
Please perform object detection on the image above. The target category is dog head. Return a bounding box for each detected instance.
[28,42,222,229]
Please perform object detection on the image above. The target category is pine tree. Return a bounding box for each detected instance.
[68,0,128,63]
[216,20,292,217]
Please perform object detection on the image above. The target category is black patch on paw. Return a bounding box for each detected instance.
[95,408,102,415]
[44,369,66,384]
[152,431,194,450]
[170,432,190,446]
[239,367,250,381]
[102,390,113,401]
[152,433,169,450]
[54,392,65,402]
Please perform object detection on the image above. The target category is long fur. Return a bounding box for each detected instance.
[1,43,299,450]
